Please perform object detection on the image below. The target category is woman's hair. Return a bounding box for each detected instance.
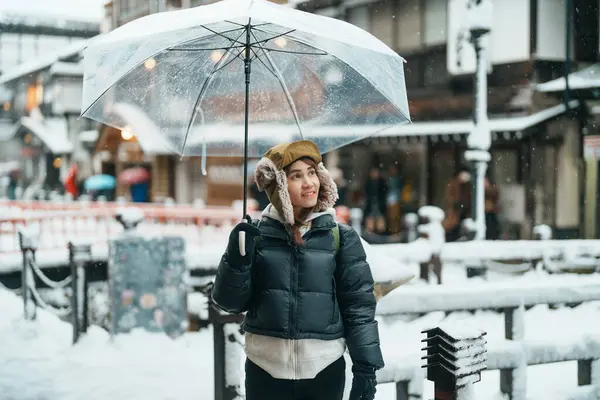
[284,157,322,246]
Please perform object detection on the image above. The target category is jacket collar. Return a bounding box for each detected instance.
[260,204,337,239]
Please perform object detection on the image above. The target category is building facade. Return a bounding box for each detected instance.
[100,0,597,238]
[0,15,100,198]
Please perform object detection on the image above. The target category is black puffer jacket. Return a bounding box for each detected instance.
[212,213,384,370]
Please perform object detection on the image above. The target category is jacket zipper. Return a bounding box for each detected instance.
[332,278,338,325]
[290,241,297,379]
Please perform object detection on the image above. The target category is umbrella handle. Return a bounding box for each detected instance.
[239,231,246,257]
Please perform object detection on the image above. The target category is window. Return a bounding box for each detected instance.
[347,5,370,32]
[423,0,447,46]
[370,1,394,47]
[395,0,421,51]
[119,0,149,19]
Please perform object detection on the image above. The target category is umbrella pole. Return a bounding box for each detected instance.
[237,22,253,257]
[242,22,252,219]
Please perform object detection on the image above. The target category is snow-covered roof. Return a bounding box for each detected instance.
[109,103,175,155]
[376,100,580,137]
[49,62,84,77]
[536,64,600,93]
[79,129,99,143]
[0,37,100,85]
[18,116,73,154]
[0,11,102,26]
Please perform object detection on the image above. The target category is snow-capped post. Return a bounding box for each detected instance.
[404,212,419,242]
[69,240,92,344]
[115,207,144,232]
[533,224,552,240]
[18,227,39,321]
[207,288,245,400]
[417,206,445,284]
[465,0,493,242]
[421,322,487,400]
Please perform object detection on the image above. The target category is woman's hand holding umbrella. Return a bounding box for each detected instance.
[227,215,261,265]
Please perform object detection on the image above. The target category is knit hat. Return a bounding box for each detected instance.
[253,140,339,225]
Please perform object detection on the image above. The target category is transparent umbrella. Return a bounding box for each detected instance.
[81,0,410,219]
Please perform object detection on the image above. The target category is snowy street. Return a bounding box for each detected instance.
[1,0,600,398]
[2,263,600,400]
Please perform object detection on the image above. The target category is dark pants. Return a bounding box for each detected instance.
[245,356,346,400]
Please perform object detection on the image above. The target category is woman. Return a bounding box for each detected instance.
[212,140,384,400]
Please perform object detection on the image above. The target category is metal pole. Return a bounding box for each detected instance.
[564,0,572,110]
[69,243,80,344]
[466,3,492,241]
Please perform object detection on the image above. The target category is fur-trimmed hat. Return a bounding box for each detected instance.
[253,140,339,225]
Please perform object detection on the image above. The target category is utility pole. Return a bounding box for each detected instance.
[465,0,493,241]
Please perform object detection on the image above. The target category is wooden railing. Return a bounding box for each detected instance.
[376,276,600,400]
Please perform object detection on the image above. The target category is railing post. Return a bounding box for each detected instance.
[421,325,487,400]
[500,304,526,400]
[69,241,92,344]
[207,288,244,400]
[395,381,409,400]
[578,360,592,386]
[19,228,38,321]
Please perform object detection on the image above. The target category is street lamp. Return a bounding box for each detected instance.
[464,0,492,241]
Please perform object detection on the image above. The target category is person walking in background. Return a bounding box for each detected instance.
[363,166,387,234]
[7,169,19,200]
[442,166,472,242]
[212,140,384,400]
[484,175,500,240]
[386,164,404,234]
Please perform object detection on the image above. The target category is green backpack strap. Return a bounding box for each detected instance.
[332,222,340,255]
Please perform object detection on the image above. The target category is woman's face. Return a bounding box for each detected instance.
[286,159,320,209]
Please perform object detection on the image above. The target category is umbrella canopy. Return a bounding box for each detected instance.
[81,0,410,159]
[118,167,150,185]
[84,174,116,191]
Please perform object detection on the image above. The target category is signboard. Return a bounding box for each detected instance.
[108,235,187,338]
[584,136,600,160]
[447,0,493,76]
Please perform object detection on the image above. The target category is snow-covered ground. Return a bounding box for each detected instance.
[2,262,600,399]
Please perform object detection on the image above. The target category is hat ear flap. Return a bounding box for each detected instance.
[254,157,278,191]
[315,162,339,211]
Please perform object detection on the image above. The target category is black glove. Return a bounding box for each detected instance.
[226,215,261,267]
[349,364,377,400]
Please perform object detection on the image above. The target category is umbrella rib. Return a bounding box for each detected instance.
[256,47,328,56]
[167,44,245,52]
[249,29,305,140]
[181,28,248,154]
[200,24,247,47]
[250,26,329,56]
[167,25,245,50]
[253,27,410,124]
[213,46,246,73]
[81,26,244,118]
[247,28,296,47]
[225,20,270,28]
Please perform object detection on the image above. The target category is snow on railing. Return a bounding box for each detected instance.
[376,280,600,400]
[381,333,600,400]
[0,201,245,254]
